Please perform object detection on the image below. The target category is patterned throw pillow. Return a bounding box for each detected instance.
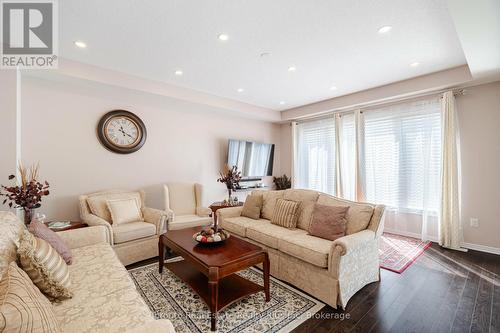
[0,262,61,333]
[271,199,300,228]
[29,219,73,265]
[241,194,263,220]
[18,231,72,300]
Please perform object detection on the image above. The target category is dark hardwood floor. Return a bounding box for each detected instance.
[292,243,500,333]
[127,243,500,333]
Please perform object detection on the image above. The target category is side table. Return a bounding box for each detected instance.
[47,221,88,232]
[209,201,243,229]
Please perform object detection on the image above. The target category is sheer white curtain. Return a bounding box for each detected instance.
[295,118,336,195]
[339,113,357,200]
[362,98,442,240]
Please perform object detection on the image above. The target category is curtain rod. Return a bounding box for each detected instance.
[293,88,466,124]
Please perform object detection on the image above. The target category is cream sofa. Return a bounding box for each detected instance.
[79,190,167,266]
[0,211,174,333]
[218,189,385,309]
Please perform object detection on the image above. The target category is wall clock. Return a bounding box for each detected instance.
[97,110,147,154]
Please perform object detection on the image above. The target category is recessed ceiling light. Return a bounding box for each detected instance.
[378,26,392,34]
[288,66,296,72]
[410,62,420,67]
[279,101,285,105]
[260,52,272,58]
[74,40,87,48]
[237,88,244,93]
[175,70,183,76]
[330,86,337,91]
[218,34,229,41]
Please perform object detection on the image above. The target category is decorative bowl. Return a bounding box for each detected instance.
[193,227,230,245]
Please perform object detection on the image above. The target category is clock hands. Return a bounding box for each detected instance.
[118,126,134,139]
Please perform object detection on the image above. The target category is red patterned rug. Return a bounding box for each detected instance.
[379,233,431,273]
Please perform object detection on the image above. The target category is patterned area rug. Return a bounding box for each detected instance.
[379,233,431,273]
[129,258,324,333]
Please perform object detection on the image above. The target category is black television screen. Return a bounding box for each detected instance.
[227,139,274,178]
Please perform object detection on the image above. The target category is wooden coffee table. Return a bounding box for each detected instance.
[158,227,270,331]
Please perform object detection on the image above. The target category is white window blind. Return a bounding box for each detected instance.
[363,98,442,212]
[295,118,336,195]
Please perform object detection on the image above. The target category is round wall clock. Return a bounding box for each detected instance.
[97,110,147,154]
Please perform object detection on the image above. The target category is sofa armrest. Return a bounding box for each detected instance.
[332,229,376,256]
[81,214,114,244]
[143,207,168,234]
[57,226,109,249]
[196,206,212,217]
[124,320,175,333]
[216,206,243,220]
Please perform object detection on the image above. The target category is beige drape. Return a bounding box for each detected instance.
[291,121,298,188]
[334,114,343,197]
[354,110,365,202]
[439,91,463,250]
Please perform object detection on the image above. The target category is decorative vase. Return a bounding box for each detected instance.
[21,208,34,225]
[227,187,233,204]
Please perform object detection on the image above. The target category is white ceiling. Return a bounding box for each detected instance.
[60,0,466,111]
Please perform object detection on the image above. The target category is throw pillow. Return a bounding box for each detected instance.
[0,262,61,333]
[309,204,349,241]
[271,199,300,228]
[28,219,73,265]
[86,192,143,223]
[241,195,263,220]
[17,231,72,300]
[106,198,144,225]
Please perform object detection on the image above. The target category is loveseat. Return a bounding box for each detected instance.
[0,211,174,333]
[217,189,385,309]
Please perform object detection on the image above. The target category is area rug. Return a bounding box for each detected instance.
[379,233,431,273]
[129,258,324,333]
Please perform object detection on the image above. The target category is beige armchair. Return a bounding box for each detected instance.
[163,183,212,231]
[79,189,167,266]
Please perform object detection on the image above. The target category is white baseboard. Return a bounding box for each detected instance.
[462,242,500,256]
[384,228,500,256]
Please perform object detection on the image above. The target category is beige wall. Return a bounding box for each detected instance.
[279,80,500,250]
[19,76,280,220]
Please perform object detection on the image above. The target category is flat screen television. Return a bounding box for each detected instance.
[227,139,275,178]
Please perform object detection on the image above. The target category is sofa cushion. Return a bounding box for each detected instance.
[246,220,304,249]
[87,192,143,223]
[283,189,319,230]
[0,262,61,333]
[113,222,156,244]
[0,211,24,280]
[271,199,300,228]
[309,204,348,241]
[317,194,374,235]
[278,233,333,268]
[169,215,212,231]
[221,216,268,237]
[18,231,72,300]
[29,219,73,264]
[261,190,284,220]
[241,194,263,220]
[107,198,144,225]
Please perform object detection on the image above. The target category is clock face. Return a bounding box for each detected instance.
[97,110,147,154]
[104,117,141,148]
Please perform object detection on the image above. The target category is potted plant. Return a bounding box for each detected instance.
[0,162,50,225]
[273,174,292,190]
[217,164,242,203]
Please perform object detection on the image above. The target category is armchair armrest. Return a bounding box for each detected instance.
[216,206,243,220]
[81,214,114,244]
[196,206,212,217]
[332,229,376,256]
[142,207,168,234]
[58,226,109,249]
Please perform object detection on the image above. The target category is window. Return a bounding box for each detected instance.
[294,97,442,213]
[295,118,336,195]
[363,99,442,212]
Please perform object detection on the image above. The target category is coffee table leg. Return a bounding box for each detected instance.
[208,267,219,331]
[264,252,270,302]
[158,238,164,273]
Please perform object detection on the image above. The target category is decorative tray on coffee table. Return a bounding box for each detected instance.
[193,227,230,245]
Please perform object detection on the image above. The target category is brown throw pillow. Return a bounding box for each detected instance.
[271,199,300,228]
[241,195,263,220]
[29,219,73,265]
[0,262,62,333]
[18,231,72,300]
[309,204,349,241]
